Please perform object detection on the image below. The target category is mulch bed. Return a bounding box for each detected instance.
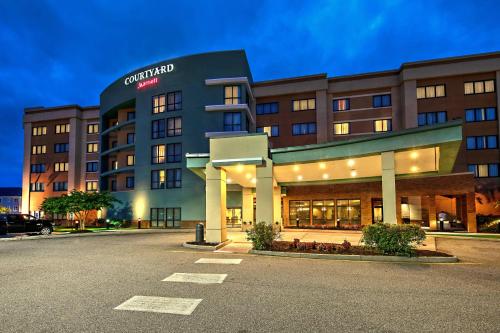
[186,241,220,246]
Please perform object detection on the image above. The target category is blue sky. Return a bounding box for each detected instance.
[0,0,499,186]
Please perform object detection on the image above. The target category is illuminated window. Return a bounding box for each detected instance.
[30,182,44,192]
[167,91,182,111]
[256,125,279,137]
[111,160,118,170]
[468,164,499,178]
[256,102,279,115]
[54,162,69,172]
[53,182,68,192]
[151,144,165,164]
[334,122,350,135]
[55,124,70,134]
[86,181,98,192]
[152,94,166,113]
[152,119,165,139]
[224,112,241,131]
[374,119,392,132]
[54,143,69,153]
[126,177,134,189]
[167,143,182,163]
[333,98,350,111]
[167,117,182,136]
[167,168,182,188]
[32,126,47,136]
[292,98,315,111]
[417,111,447,126]
[417,84,446,99]
[31,145,46,155]
[86,162,98,172]
[151,169,165,189]
[224,86,241,105]
[372,94,391,107]
[416,87,426,99]
[465,80,495,94]
[336,199,361,226]
[292,122,316,135]
[127,155,135,166]
[87,124,99,134]
[86,143,99,153]
[485,80,495,93]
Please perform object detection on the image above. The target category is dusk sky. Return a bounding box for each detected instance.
[0,0,499,186]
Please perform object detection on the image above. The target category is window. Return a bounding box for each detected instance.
[466,136,498,150]
[86,162,98,172]
[167,117,182,136]
[417,84,446,99]
[151,170,165,189]
[31,145,46,155]
[127,155,135,166]
[468,164,499,178]
[127,133,135,144]
[126,177,134,189]
[333,98,350,111]
[152,119,165,139]
[30,164,46,173]
[167,143,182,163]
[53,182,68,192]
[111,141,117,148]
[30,182,44,192]
[166,208,181,228]
[150,208,165,227]
[312,200,335,225]
[372,94,391,108]
[224,112,241,131]
[417,111,447,126]
[292,98,315,111]
[465,80,495,95]
[336,199,361,226]
[87,124,99,134]
[54,162,69,172]
[152,94,166,113]
[110,180,117,192]
[127,112,135,121]
[224,86,241,105]
[32,126,47,136]
[292,122,317,135]
[151,144,165,164]
[87,143,98,153]
[111,160,118,170]
[465,107,497,122]
[333,122,350,135]
[256,125,279,137]
[256,102,279,115]
[374,119,392,132]
[166,168,182,188]
[86,181,98,192]
[54,143,69,153]
[289,201,310,226]
[167,91,182,111]
[55,124,70,134]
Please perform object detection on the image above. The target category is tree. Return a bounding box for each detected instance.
[40,190,119,230]
[0,205,9,214]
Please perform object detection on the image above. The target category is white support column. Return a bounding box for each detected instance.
[241,187,254,224]
[256,160,274,224]
[205,164,227,243]
[273,186,282,226]
[381,151,397,224]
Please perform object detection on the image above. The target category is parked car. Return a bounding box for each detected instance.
[0,214,54,235]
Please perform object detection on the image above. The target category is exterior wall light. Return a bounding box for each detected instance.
[293,165,300,172]
[410,151,419,160]
[347,159,355,167]
[410,166,419,172]
[319,162,326,169]
[236,164,244,172]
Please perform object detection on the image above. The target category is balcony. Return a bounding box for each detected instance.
[100,143,134,157]
[101,119,136,136]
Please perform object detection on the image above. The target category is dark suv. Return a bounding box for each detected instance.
[0,214,54,235]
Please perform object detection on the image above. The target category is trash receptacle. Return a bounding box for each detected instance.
[196,223,204,243]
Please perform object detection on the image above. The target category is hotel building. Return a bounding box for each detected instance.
[22,50,500,240]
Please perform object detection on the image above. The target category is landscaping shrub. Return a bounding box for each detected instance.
[246,222,280,250]
[362,223,426,256]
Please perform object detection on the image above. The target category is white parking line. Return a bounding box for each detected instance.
[195,258,242,265]
[114,296,202,315]
[163,273,227,284]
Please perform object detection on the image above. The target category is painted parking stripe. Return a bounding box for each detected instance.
[195,258,242,265]
[114,296,202,315]
[163,273,227,284]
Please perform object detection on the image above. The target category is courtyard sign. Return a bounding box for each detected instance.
[124,64,174,86]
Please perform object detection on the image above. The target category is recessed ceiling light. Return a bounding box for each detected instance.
[319,162,326,169]
[410,166,419,172]
[297,175,303,181]
[350,170,357,177]
[245,173,252,179]
[293,165,300,172]
[227,178,232,184]
[347,159,355,167]
[322,173,329,179]
[410,151,419,160]
[251,178,256,184]
[236,164,244,172]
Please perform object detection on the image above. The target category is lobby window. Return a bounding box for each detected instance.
[55,123,70,134]
[256,102,279,115]
[152,94,166,114]
[417,111,447,126]
[167,143,182,163]
[166,208,181,228]
[54,143,69,153]
[53,182,68,192]
[292,98,315,111]
[127,133,135,144]
[333,122,350,135]
[87,143,98,153]
[333,98,350,111]
[256,125,279,137]
[86,181,98,192]
[54,162,69,172]
[167,117,182,136]
[31,145,46,155]
[167,91,182,111]
[32,126,47,136]
[372,94,391,108]
[336,199,361,226]
[465,107,497,122]
[464,80,495,95]
[374,119,392,132]
[312,200,335,226]
[166,168,182,188]
[127,111,136,121]
[87,123,99,134]
[466,136,498,150]
[224,112,242,131]
[292,122,316,135]
[126,176,135,189]
[224,86,241,105]
[468,164,499,178]
[416,84,446,99]
[30,182,44,192]
[86,161,98,172]
[127,155,135,166]
[151,144,165,164]
[30,164,46,173]
[152,119,166,139]
[289,200,311,226]
[151,169,165,189]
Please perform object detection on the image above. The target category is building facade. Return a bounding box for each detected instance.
[22,50,500,231]
[0,187,22,213]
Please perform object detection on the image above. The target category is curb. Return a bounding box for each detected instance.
[182,239,232,251]
[249,250,459,263]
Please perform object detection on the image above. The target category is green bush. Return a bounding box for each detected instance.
[362,223,426,257]
[246,222,280,250]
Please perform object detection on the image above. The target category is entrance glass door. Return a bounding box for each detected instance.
[226,208,242,228]
[372,198,383,223]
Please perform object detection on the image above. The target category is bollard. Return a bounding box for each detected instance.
[196,223,205,243]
